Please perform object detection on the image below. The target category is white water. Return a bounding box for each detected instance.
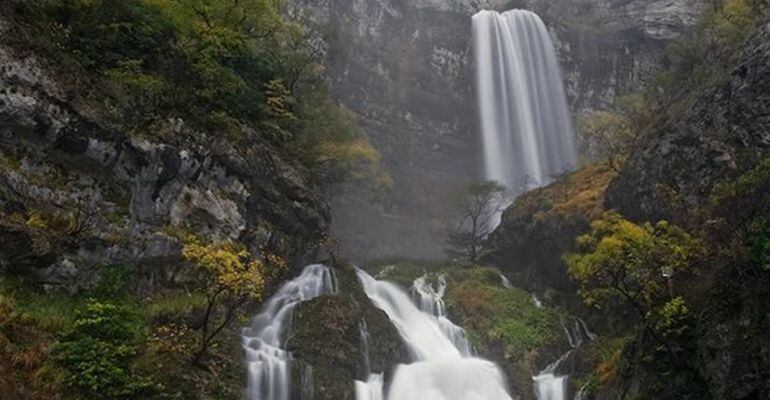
[499,273,513,288]
[243,264,337,400]
[412,274,475,356]
[532,293,543,308]
[357,270,512,400]
[355,319,385,400]
[355,374,384,400]
[533,316,597,400]
[473,9,576,191]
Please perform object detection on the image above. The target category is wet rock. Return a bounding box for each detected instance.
[286,264,408,399]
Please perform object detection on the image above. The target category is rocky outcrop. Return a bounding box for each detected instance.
[287,263,408,399]
[484,166,617,317]
[0,26,329,289]
[289,0,704,262]
[606,22,770,222]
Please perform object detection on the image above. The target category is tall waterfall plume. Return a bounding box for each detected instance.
[472,9,576,191]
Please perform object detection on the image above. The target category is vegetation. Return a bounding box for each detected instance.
[54,300,155,398]
[565,212,703,358]
[9,0,388,188]
[578,110,635,172]
[444,267,565,359]
[618,0,767,127]
[0,265,248,399]
[181,239,267,364]
[447,181,506,263]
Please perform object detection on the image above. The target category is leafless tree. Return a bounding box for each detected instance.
[447,181,506,263]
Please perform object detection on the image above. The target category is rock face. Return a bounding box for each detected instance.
[287,264,408,399]
[0,27,329,288]
[605,22,770,222]
[289,0,704,262]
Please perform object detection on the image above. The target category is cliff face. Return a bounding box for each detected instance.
[0,23,329,289]
[606,22,770,222]
[289,0,704,262]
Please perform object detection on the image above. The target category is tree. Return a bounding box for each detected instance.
[564,212,704,358]
[181,239,265,365]
[579,110,636,172]
[448,181,506,263]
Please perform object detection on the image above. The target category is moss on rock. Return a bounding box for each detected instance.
[286,262,407,399]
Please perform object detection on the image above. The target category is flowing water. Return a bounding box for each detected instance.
[243,264,593,400]
[411,274,475,356]
[242,264,337,400]
[355,319,384,400]
[533,316,597,400]
[356,270,512,400]
[472,9,576,191]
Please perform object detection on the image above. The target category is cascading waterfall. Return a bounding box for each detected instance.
[533,351,571,400]
[411,274,474,356]
[356,270,512,400]
[533,316,597,400]
[242,264,337,400]
[472,9,576,192]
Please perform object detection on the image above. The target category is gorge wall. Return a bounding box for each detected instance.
[0,19,329,289]
[289,0,704,262]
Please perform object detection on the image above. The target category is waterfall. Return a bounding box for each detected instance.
[242,264,337,400]
[533,316,597,400]
[356,269,512,400]
[533,350,571,400]
[499,273,513,288]
[300,364,314,400]
[355,319,385,400]
[359,320,373,375]
[412,274,475,355]
[532,293,543,308]
[355,374,384,400]
[472,9,576,192]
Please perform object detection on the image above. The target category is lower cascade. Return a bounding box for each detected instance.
[242,264,337,400]
[356,270,512,400]
[532,316,597,400]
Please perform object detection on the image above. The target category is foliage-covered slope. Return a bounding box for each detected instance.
[485,2,770,398]
[0,0,387,398]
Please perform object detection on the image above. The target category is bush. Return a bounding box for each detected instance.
[54,300,155,399]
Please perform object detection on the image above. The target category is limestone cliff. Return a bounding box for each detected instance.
[0,17,329,289]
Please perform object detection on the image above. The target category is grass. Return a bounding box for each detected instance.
[146,291,207,320]
[0,277,83,333]
[444,267,565,358]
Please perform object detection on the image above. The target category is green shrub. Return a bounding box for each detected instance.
[54,300,155,399]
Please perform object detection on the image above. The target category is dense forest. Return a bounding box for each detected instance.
[0,0,768,399]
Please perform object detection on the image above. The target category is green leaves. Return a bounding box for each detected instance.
[54,299,155,399]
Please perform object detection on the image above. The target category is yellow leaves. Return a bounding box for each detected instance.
[25,212,49,230]
[565,211,702,311]
[181,239,264,300]
[264,79,295,119]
